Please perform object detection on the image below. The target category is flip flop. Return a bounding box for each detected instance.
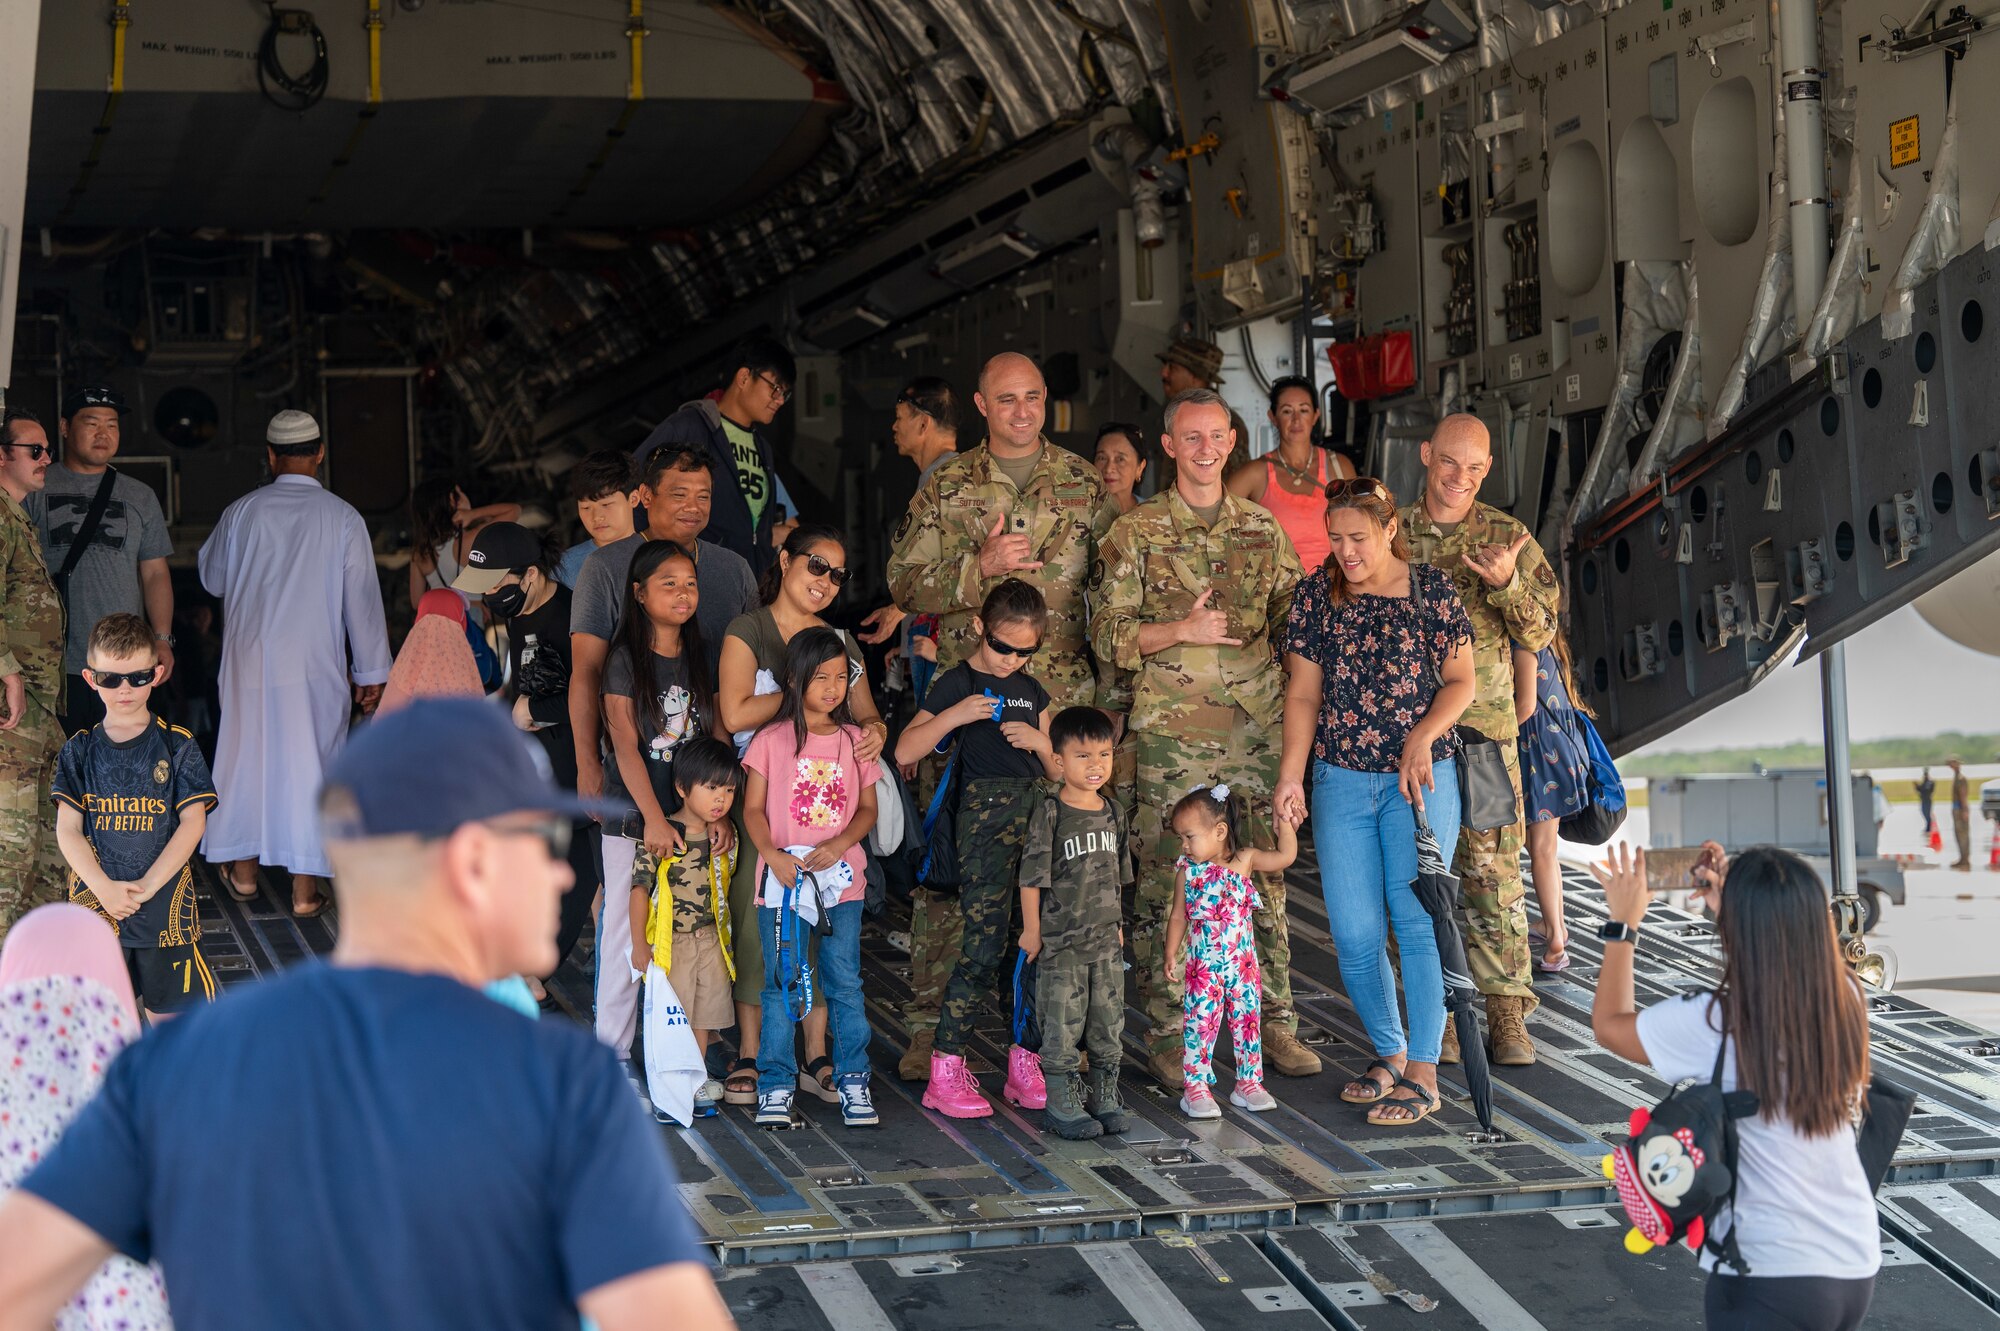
[1339,1057,1400,1104]
[224,868,260,903]
[1536,946,1572,974]
[292,887,332,918]
[1365,1076,1440,1127]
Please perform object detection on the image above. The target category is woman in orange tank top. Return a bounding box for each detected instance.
[1228,375,1356,571]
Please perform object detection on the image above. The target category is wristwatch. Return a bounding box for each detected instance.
[1598,920,1639,945]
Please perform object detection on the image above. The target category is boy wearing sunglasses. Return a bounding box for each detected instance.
[893,579,1062,1117]
[51,612,218,1021]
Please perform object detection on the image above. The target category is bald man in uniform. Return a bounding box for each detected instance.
[1399,414,1559,1066]
[885,353,1121,1077]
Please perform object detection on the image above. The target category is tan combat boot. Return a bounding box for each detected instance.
[1486,995,1536,1066]
[899,1027,935,1081]
[1148,1044,1185,1089]
[1439,1015,1462,1065]
[1262,1023,1323,1077]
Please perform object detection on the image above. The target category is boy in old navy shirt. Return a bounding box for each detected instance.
[52,613,216,1020]
[1019,705,1132,1141]
[893,578,1060,1118]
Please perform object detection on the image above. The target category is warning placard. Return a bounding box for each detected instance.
[1890,115,1920,168]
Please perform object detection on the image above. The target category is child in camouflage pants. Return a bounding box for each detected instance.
[1018,707,1132,1140]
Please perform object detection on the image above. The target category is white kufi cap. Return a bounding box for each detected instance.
[267,410,322,447]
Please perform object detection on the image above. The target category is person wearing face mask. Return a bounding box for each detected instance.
[456,521,599,1001]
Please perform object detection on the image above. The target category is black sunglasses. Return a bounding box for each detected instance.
[804,553,851,587]
[984,632,1040,659]
[1,442,49,461]
[87,668,156,689]
[483,816,572,860]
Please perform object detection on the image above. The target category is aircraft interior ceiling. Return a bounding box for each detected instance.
[10,0,2000,749]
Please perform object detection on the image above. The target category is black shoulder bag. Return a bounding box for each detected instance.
[54,466,118,605]
[1409,564,1519,832]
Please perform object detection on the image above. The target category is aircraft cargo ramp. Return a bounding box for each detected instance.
[207,856,2000,1328]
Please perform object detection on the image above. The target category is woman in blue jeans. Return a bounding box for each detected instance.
[1275,477,1476,1126]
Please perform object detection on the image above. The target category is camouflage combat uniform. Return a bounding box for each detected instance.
[1091,490,1302,1061]
[1401,499,1559,1010]
[887,441,1118,1040]
[1019,793,1130,1077]
[934,777,1044,1055]
[0,488,66,944]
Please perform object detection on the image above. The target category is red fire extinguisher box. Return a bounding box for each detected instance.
[1326,331,1416,400]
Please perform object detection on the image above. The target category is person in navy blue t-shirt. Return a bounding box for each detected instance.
[0,698,732,1331]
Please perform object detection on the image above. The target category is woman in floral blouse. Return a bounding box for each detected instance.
[1274,478,1476,1126]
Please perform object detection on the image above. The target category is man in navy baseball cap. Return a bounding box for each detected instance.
[1,697,731,1331]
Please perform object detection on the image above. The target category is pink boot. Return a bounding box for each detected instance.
[922,1050,994,1119]
[1002,1045,1046,1109]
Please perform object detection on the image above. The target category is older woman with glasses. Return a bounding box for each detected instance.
[1275,476,1476,1127]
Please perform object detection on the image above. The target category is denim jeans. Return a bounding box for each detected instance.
[756,900,870,1095]
[1310,758,1462,1064]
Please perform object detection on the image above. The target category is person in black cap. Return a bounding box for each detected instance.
[0,697,733,1331]
[26,386,176,736]
[454,521,599,1003]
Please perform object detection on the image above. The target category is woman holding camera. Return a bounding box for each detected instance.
[1590,842,1878,1330]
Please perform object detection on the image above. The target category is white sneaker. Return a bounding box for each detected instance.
[1230,1082,1277,1112]
[1179,1085,1222,1120]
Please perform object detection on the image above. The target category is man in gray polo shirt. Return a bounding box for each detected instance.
[27,387,174,736]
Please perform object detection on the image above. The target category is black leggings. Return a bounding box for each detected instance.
[546,821,600,982]
[1705,1273,1874,1331]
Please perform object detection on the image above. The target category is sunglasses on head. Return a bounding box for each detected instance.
[1325,476,1390,502]
[984,632,1040,659]
[88,668,156,690]
[2,442,49,461]
[803,553,851,587]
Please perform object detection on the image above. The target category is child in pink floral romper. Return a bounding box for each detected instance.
[1164,785,1301,1119]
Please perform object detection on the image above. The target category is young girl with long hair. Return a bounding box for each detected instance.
[743,627,881,1130]
[1592,843,1878,1329]
[596,540,714,1058]
[1162,786,1301,1119]
[1509,596,1593,972]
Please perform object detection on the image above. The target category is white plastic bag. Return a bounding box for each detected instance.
[641,963,706,1127]
[757,847,852,923]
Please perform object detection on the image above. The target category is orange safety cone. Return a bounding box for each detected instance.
[1989,820,2000,872]
[1931,826,1945,853]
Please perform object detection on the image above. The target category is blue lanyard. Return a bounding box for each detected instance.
[776,868,814,1022]
[1011,950,1031,1045]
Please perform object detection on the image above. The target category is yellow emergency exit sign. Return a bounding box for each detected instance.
[1890,115,1920,168]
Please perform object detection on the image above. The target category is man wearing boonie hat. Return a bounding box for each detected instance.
[196,410,392,917]
[1155,336,1251,477]
[24,385,177,736]
[0,698,733,1331]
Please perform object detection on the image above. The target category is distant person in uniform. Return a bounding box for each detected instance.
[858,375,962,683]
[1227,375,1357,572]
[1867,774,1889,839]
[885,352,1119,1080]
[632,334,799,573]
[1916,766,1937,841]
[0,408,67,945]
[1950,757,1972,870]
[27,387,176,738]
[558,450,640,590]
[0,698,734,1331]
[197,410,393,918]
[1092,387,1318,1090]
[1400,413,1560,1066]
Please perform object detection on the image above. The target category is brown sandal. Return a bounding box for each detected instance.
[1365,1076,1440,1127]
[1340,1058,1399,1104]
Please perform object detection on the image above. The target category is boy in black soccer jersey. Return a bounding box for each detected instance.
[52,613,218,1020]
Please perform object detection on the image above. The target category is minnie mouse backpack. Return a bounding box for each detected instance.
[1601,1024,1760,1269]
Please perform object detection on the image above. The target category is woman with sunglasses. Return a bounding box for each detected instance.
[1228,376,1355,572]
[1276,477,1476,1126]
[717,523,887,1106]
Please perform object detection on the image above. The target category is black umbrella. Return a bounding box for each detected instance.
[1410,805,1494,1132]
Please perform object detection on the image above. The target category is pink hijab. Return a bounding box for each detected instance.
[0,902,139,1029]
[380,590,483,714]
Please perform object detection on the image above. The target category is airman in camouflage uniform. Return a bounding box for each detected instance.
[0,413,68,945]
[886,354,1119,1076]
[1091,389,1315,1088]
[1399,414,1559,1065]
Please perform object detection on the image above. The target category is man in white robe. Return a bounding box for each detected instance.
[198,410,391,915]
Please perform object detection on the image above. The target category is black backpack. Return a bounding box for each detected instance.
[1604,1024,1760,1272]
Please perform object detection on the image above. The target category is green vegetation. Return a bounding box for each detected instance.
[1623,733,1999,779]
